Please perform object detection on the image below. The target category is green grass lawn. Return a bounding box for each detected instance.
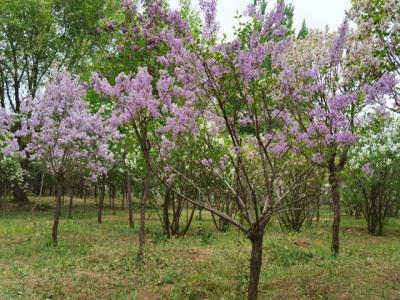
[0,197,399,299]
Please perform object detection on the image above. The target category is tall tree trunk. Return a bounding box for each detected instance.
[329,170,341,255]
[52,176,63,245]
[0,70,5,108]
[62,185,65,207]
[68,189,74,219]
[112,188,116,215]
[248,230,264,300]
[138,162,149,262]
[163,189,171,237]
[94,184,98,205]
[83,192,87,214]
[126,175,134,227]
[109,187,112,209]
[121,185,125,210]
[98,179,105,224]
[39,172,45,198]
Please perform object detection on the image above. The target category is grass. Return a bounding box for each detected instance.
[0,197,400,299]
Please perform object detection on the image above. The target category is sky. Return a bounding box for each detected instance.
[169,0,352,38]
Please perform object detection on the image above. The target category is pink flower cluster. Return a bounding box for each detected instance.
[199,0,219,39]
[0,108,14,136]
[15,70,117,180]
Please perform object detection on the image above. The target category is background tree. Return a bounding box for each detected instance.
[14,70,117,244]
[345,116,400,235]
[0,108,26,204]
[297,19,309,39]
[279,23,397,255]
[277,158,323,232]
[0,0,112,202]
[349,0,400,111]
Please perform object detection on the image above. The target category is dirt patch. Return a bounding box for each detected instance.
[290,237,311,249]
[136,288,160,300]
[160,284,174,297]
[86,252,111,264]
[1,201,36,212]
[182,246,213,263]
[166,246,213,263]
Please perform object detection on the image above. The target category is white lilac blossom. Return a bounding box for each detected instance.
[348,119,400,175]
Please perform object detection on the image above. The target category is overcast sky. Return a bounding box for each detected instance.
[169,0,352,38]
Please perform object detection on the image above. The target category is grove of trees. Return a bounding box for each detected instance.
[0,0,399,299]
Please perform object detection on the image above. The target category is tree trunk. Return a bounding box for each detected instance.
[52,176,63,245]
[109,187,112,209]
[12,185,28,203]
[126,175,134,228]
[68,189,74,219]
[138,163,149,262]
[94,184,98,205]
[121,185,125,210]
[329,170,341,255]
[180,204,196,237]
[248,230,264,300]
[62,185,65,207]
[112,188,116,215]
[83,192,87,214]
[98,179,105,224]
[39,172,45,198]
[163,188,171,237]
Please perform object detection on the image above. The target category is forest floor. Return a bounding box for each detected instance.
[0,197,400,300]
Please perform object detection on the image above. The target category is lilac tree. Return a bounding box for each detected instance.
[0,109,26,197]
[349,0,400,111]
[17,70,117,244]
[278,23,398,254]
[130,1,314,298]
[349,0,399,73]
[91,0,197,261]
[0,108,13,134]
[92,68,161,261]
[345,117,400,235]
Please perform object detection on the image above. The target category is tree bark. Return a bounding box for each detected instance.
[248,230,264,300]
[39,172,45,198]
[68,189,74,219]
[126,175,134,228]
[94,184,98,205]
[112,187,116,215]
[163,188,171,237]
[138,162,150,262]
[98,179,105,224]
[181,204,195,237]
[109,187,112,208]
[121,184,125,210]
[83,192,87,214]
[52,176,63,245]
[329,170,341,255]
[62,185,65,207]
[12,185,28,203]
